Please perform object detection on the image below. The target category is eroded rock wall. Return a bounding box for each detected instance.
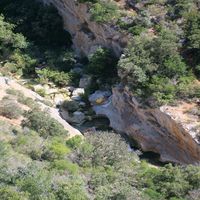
[42,0,127,56]
[91,86,200,164]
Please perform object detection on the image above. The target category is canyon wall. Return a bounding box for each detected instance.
[42,0,127,56]
[41,0,200,164]
[91,86,200,164]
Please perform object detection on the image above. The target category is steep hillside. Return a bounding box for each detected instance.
[0,0,200,199]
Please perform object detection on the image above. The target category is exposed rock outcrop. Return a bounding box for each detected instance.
[90,86,200,164]
[42,0,127,56]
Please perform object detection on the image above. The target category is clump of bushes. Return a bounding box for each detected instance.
[37,68,73,87]
[6,88,38,109]
[0,99,23,119]
[90,0,120,23]
[22,109,68,138]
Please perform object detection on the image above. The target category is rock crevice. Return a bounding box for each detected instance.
[42,0,127,56]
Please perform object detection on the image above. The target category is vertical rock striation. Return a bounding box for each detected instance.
[42,0,127,56]
[91,86,200,164]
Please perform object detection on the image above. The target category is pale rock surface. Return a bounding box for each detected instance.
[72,88,85,101]
[89,90,111,105]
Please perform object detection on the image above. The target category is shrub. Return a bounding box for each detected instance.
[90,0,120,23]
[86,47,118,83]
[0,99,23,119]
[35,88,46,97]
[42,138,70,161]
[0,186,28,200]
[22,109,68,138]
[37,68,72,87]
[55,177,88,200]
[66,135,83,149]
[75,131,138,168]
[16,163,55,200]
[61,100,79,112]
[11,130,43,160]
[52,159,79,174]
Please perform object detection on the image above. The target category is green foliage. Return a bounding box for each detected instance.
[37,68,77,87]
[0,0,74,80]
[66,135,83,149]
[61,100,79,112]
[185,11,200,50]
[55,177,88,200]
[0,0,71,47]
[118,29,195,105]
[139,162,200,200]
[90,0,120,23]
[86,47,118,87]
[75,131,137,168]
[11,130,43,160]
[184,10,200,75]
[16,164,55,200]
[0,186,28,200]
[43,137,70,161]
[52,159,79,174]
[22,109,68,138]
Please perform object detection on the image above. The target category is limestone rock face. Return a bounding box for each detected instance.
[91,86,200,164]
[42,0,127,56]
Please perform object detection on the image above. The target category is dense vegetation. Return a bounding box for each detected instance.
[78,0,200,105]
[0,0,78,86]
[0,88,200,200]
[0,95,200,200]
[0,0,200,199]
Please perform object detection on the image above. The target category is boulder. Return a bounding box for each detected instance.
[54,94,66,106]
[72,111,86,124]
[89,90,111,105]
[79,75,92,88]
[79,101,86,107]
[60,109,70,122]
[62,100,79,112]
[72,88,85,101]
[33,84,43,92]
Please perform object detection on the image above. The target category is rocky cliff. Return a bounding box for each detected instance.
[42,0,127,56]
[90,86,200,164]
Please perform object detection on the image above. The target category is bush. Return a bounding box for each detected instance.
[75,131,138,168]
[118,29,194,105]
[90,0,120,23]
[16,163,55,200]
[61,100,79,112]
[42,138,70,161]
[11,130,43,160]
[0,99,23,119]
[52,159,79,174]
[86,47,118,83]
[22,109,68,138]
[0,186,28,200]
[66,135,83,149]
[138,163,200,200]
[37,68,72,87]
[55,177,88,200]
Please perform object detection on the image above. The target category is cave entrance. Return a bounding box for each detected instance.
[140,151,166,166]
[77,116,112,132]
